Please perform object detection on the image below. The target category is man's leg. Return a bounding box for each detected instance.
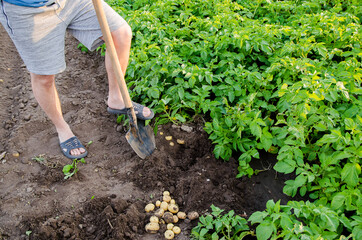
[105,25,152,118]
[30,73,86,157]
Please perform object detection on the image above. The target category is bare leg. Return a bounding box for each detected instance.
[30,73,86,157]
[105,24,152,117]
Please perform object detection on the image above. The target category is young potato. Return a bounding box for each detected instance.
[145,222,159,234]
[149,216,159,223]
[163,195,171,203]
[170,199,176,204]
[164,230,175,239]
[155,200,161,207]
[173,215,179,223]
[187,211,199,220]
[177,211,186,220]
[163,191,170,196]
[163,212,174,224]
[166,223,174,230]
[154,208,164,218]
[173,226,181,234]
[168,204,179,214]
[160,201,169,211]
[145,203,155,213]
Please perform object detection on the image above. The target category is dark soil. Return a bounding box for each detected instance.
[0,24,294,240]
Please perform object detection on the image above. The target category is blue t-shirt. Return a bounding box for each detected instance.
[3,0,50,7]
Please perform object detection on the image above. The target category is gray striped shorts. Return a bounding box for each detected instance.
[0,0,126,75]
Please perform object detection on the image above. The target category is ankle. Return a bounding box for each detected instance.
[107,97,125,109]
[56,125,74,143]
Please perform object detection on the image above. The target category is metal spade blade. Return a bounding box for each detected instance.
[125,118,156,159]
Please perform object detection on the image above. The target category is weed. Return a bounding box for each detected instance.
[32,154,45,163]
[86,140,93,147]
[63,158,86,179]
[32,154,59,168]
[77,43,89,53]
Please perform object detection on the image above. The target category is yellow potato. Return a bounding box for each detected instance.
[163,195,171,203]
[12,152,20,157]
[149,216,159,223]
[168,204,179,214]
[170,199,176,204]
[167,223,174,230]
[145,203,155,212]
[155,200,161,207]
[188,211,199,220]
[164,230,175,239]
[160,201,169,211]
[165,136,173,141]
[154,208,164,218]
[177,139,185,144]
[163,191,170,196]
[145,222,159,234]
[163,212,174,224]
[173,226,181,234]
[173,215,179,223]
[177,211,186,220]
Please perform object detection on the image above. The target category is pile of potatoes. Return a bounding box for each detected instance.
[144,191,199,239]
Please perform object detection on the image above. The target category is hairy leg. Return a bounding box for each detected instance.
[30,73,86,156]
[105,24,152,117]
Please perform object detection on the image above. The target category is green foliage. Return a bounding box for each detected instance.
[191,205,252,240]
[77,43,89,53]
[32,155,45,163]
[62,158,86,179]
[195,200,360,240]
[248,199,354,240]
[107,0,361,182]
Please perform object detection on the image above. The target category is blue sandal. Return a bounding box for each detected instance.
[107,101,154,120]
[59,136,88,159]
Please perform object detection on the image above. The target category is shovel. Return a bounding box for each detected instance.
[92,0,156,159]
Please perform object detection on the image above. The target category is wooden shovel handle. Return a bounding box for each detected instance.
[92,0,133,110]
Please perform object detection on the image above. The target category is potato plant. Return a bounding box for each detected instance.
[191,205,251,240]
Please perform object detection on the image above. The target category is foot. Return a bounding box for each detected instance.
[107,100,154,120]
[57,126,87,158]
[60,136,88,159]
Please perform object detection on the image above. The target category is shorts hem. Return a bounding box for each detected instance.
[27,65,67,75]
[85,21,127,52]
[88,34,104,51]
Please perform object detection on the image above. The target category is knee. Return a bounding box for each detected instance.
[30,73,55,88]
[112,23,132,44]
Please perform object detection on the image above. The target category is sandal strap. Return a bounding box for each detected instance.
[132,101,144,113]
[60,136,85,154]
[132,101,154,120]
[107,101,154,120]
